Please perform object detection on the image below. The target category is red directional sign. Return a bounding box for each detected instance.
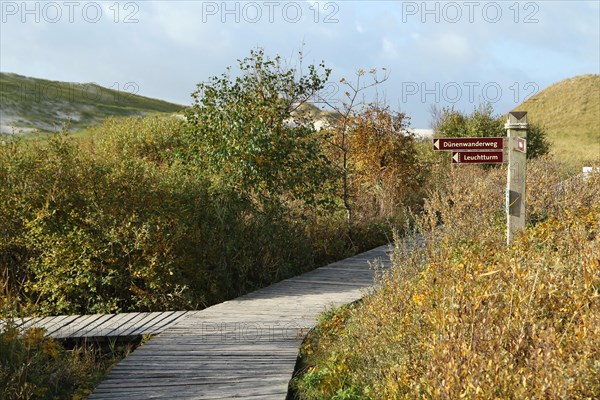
[452,151,504,164]
[433,137,504,151]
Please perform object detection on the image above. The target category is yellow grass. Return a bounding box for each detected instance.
[293,158,600,399]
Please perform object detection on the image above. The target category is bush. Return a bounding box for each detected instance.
[321,74,428,247]
[339,104,425,224]
[0,116,315,315]
[184,48,335,208]
[0,321,129,400]
[1,128,201,314]
[293,159,599,399]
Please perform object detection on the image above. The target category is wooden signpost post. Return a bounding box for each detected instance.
[432,111,528,245]
[505,111,528,245]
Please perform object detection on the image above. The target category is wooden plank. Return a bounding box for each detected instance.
[101,312,149,337]
[288,279,369,287]
[45,315,85,337]
[13,317,34,329]
[53,313,106,339]
[35,315,70,332]
[145,311,188,333]
[1,312,189,340]
[128,311,178,336]
[108,313,154,337]
[18,317,44,331]
[0,317,31,333]
[118,312,167,337]
[72,314,119,338]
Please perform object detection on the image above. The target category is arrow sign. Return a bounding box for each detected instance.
[433,137,504,151]
[452,151,504,164]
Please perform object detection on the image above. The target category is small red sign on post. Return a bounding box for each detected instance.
[451,151,504,164]
[516,137,527,153]
[433,137,504,151]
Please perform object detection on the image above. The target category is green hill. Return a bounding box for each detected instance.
[0,72,184,134]
[513,74,600,169]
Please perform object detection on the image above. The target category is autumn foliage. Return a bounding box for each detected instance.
[293,158,599,399]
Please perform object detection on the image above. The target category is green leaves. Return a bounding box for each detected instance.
[0,115,319,316]
[184,48,335,208]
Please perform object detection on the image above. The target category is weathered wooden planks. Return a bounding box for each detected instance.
[0,311,189,340]
[90,244,393,399]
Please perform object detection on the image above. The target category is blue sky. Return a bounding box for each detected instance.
[1,0,599,127]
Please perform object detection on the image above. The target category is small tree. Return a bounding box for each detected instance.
[433,103,551,159]
[524,123,551,159]
[346,105,422,222]
[184,49,335,207]
[318,69,424,238]
[316,69,389,228]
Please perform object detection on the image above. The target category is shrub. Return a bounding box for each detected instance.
[293,158,599,399]
[184,48,335,209]
[0,117,315,315]
[319,70,428,247]
[341,105,425,224]
[0,321,129,400]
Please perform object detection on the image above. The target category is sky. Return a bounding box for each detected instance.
[1,0,599,128]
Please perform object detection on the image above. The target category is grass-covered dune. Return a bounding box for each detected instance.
[0,72,183,134]
[514,74,600,170]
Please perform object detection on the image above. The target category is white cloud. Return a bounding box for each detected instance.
[142,3,231,50]
[423,33,474,62]
[0,0,597,127]
[382,38,400,59]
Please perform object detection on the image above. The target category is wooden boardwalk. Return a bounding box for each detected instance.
[2,311,188,340]
[90,244,393,399]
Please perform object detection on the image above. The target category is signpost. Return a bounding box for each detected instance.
[505,112,528,245]
[432,111,528,245]
[451,151,504,164]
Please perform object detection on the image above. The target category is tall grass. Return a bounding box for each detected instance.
[0,319,134,400]
[293,157,599,399]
